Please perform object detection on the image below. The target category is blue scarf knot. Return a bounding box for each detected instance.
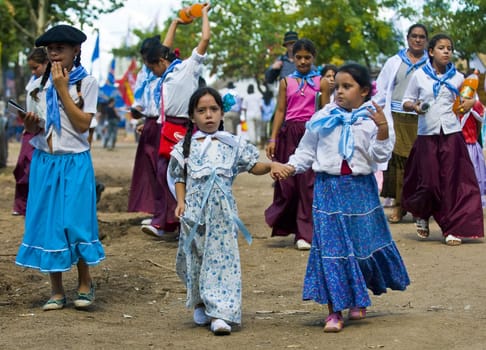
[154,58,182,107]
[134,65,157,101]
[398,48,428,75]
[422,61,459,98]
[288,70,320,93]
[46,65,89,132]
[307,104,372,161]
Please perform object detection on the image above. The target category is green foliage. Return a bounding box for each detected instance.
[115,0,411,80]
[421,0,486,68]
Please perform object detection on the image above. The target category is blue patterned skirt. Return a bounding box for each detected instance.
[16,150,105,273]
[303,172,410,311]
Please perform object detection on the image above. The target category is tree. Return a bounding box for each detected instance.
[0,0,123,98]
[421,0,486,70]
[112,0,413,84]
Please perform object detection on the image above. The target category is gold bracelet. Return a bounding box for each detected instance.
[377,121,388,126]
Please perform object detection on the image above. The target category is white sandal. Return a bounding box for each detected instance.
[415,218,429,239]
[445,234,462,246]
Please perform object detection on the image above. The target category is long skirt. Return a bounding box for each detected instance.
[380,112,418,201]
[12,132,35,215]
[127,118,161,214]
[402,132,484,238]
[265,121,314,243]
[303,173,410,311]
[151,156,179,232]
[466,142,486,207]
[16,150,105,272]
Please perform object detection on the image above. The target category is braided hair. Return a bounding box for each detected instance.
[30,45,84,109]
[182,87,225,177]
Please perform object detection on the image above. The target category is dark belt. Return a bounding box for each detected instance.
[165,115,189,126]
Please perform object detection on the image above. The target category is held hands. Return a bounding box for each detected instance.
[270,161,294,181]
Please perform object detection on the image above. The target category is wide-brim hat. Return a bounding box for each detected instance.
[35,25,87,47]
[282,31,298,46]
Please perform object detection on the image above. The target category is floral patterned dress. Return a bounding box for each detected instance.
[169,132,259,324]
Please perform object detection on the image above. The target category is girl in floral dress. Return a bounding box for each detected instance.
[169,87,274,335]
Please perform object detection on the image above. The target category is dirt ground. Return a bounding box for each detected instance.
[1,136,486,350]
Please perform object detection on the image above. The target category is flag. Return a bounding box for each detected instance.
[91,32,100,63]
[116,58,138,106]
[106,58,116,86]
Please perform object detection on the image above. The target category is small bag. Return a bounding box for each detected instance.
[159,120,187,159]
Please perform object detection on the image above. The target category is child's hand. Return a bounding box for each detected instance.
[266,140,276,160]
[51,61,69,91]
[202,2,211,14]
[23,112,42,133]
[368,101,387,127]
[175,203,185,221]
[459,98,475,114]
[270,162,294,180]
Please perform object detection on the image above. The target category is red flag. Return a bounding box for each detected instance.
[116,58,138,106]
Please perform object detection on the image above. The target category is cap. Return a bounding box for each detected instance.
[282,31,299,46]
[35,25,87,47]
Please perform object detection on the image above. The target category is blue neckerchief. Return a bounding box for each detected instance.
[288,69,320,93]
[398,48,428,75]
[422,61,459,98]
[46,65,89,132]
[133,65,156,101]
[307,104,372,161]
[154,59,182,107]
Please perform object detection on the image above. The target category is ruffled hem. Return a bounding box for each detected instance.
[16,240,105,273]
[303,242,410,311]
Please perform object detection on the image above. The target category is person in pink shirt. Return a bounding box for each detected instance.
[265,38,330,250]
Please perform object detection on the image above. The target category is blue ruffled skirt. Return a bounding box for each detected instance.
[16,150,105,273]
[303,172,410,311]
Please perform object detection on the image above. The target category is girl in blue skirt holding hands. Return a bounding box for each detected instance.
[272,63,410,332]
[15,25,105,310]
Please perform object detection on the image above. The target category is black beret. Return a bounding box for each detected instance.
[35,25,87,47]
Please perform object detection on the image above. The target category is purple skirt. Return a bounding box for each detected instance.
[466,142,486,207]
[12,132,35,215]
[127,118,161,214]
[265,121,314,243]
[402,132,484,238]
[151,116,189,232]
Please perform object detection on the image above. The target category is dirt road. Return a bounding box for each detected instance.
[1,138,485,349]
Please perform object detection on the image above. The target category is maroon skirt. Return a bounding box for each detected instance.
[12,132,35,215]
[402,132,484,238]
[127,118,161,214]
[265,121,314,243]
[151,116,189,232]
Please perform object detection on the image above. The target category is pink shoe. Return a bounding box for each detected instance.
[324,312,344,333]
[349,307,366,320]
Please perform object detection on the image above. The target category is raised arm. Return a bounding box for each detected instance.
[196,3,211,55]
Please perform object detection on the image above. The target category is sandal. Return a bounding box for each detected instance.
[415,218,429,239]
[348,307,366,320]
[324,312,344,333]
[445,234,462,246]
[387,206,407,224]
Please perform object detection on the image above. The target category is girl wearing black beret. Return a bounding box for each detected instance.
[15,24,105,311]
